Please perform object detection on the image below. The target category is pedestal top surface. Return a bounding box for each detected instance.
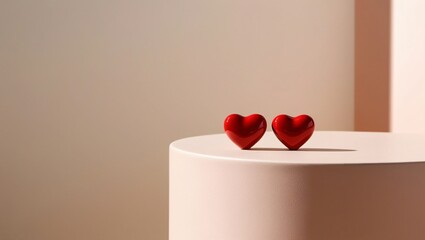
[170,131,425,165]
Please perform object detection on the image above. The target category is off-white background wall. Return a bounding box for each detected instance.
[0,0,353,239]
[392,0,425,133]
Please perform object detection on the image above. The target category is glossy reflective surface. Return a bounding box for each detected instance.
[224,114,267,150]
[272,114,315,150]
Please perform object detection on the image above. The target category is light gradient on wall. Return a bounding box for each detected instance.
[0,1,354,239]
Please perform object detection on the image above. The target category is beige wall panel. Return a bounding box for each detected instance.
[355,0,390,131]
[0,1,354,239]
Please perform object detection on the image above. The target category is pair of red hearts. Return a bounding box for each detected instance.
[224,114,315,150]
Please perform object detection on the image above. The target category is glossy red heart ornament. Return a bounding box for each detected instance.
[224,114,267,150]
[272,114,315,150]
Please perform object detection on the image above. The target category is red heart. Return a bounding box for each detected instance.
[224,114,267,150]
[272,114,315,150]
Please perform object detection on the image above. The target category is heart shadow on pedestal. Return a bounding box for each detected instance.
[250,147,356,152]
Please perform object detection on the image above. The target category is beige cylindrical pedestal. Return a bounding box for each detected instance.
[169,131,425,240]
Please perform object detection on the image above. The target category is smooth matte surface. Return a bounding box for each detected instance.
[171,131,425,164]
[392,0,425,133]
[170,131,425,240]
